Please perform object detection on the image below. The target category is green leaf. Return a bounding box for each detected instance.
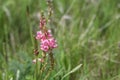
[61,64,82,80]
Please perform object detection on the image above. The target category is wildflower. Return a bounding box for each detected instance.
[40,38,57,52]
[36,29,57,52]
[40,37,57,52]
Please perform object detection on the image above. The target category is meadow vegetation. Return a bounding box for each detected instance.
[0,0,120,80]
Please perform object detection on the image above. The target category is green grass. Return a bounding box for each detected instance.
[0,0,120,80]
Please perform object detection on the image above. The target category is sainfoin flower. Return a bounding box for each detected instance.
[33,1,56,71]
[36,29,57,52]
[34,15,57,66]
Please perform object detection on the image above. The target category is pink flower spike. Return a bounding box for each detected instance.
[36,18,58,52]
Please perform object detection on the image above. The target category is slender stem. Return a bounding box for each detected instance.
[49,51,54,69]
[36,58,38,80]
[3,43,8,80]
[26,6,34,47]
[39,62,47,79]
[44,68,51,80]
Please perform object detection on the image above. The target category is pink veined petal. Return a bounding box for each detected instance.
[41,39,49,46]
[37,31,42,35]
[40,44,49,52]
[36,30,47,40]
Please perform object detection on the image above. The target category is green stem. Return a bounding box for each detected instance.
[26,7,34,47]
[44,68,51,80]
[29,23,34,47]
[49,51,54,70]
[3,43,8,80]
[36,57,38,80]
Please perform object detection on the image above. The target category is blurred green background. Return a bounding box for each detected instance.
[0,0,120,80]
